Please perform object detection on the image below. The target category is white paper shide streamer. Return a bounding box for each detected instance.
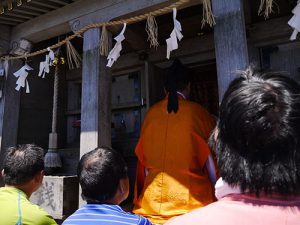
[107,23,127,67]
[38,47,55,78]
[166,8,183,59]
[288,2,300,40]
[13,63,33,93]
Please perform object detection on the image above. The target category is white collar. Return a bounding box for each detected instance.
[215,177,242,200]
[176,91,186,100]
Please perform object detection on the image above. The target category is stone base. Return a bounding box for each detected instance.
[30,175,79,220]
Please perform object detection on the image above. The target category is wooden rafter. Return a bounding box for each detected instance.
[30,0,61,10]
[0,0,75,26]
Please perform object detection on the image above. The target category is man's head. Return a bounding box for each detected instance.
[2,144,44,187]
[212,67,300,195]
[78,147,129,204]
[164,59,191,113]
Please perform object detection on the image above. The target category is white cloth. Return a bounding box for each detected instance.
[288,3,300,40]
[107,23,127,67]
[166,8,183,59]
[13,63,33,93]
[214,177,242,200]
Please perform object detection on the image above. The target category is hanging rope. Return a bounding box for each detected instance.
[52,65,59,133]
[201,0,215,27]
[44,54,62,170]
[258,0,278,18]
[100,26,109,56]
[0,0,4,14]
[7,0,12,10]
[1,0,206,61]
[16,0,22,7]
[146,14,159,48]
[66,40,82,69]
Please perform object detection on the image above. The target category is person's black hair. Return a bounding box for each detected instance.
[78,147,128,203]
[211,66,300,195]
[164,59,190,113]
[3,144,44,185]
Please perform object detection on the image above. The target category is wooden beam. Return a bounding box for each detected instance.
[0,24,11,56]
[80,28,101,154]
[80,27,112,157]
[11,0,177,43]
[70,0,178,30]
[212,0,249,100]
[0,60,22,185]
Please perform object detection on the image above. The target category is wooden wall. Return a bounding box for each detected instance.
[17,41,68,156]
[268,43,300,83]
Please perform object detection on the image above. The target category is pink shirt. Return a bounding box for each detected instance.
[165,193,300,225]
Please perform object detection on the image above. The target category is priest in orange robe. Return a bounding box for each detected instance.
[133,60,217,224]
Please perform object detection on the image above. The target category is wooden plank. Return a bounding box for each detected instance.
[0,20,18,26]
[212,0,249,100]
[80,28,101,155]
[0,60,22,185]
[19,5,50,13]
[4,12,33,20]
[248,16,292,47]
[108,25,148,51]
[31,1,61,10]
[0,16,26,23]
[13,8,42,16]
[0,25,13,42]
[98,47,112,148]
[80,27,112,157]
[0,25,10,73]
[47,0,68,6]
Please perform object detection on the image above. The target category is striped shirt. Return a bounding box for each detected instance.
[62,204,152,225]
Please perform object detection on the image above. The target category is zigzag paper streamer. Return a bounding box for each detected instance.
[166,8,183,59]
[288,3,300,40]
[38,48,55,78]
[13,63,33,93]
[107,23,126,67]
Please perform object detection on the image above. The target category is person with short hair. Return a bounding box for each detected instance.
[166,67,300,225]
[133,59,217,224]
[62,147,152,225]
[0,144,57,225]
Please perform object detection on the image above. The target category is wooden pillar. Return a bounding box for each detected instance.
[212,0,249,100]
[80,27,111,157]
[0,60,22,186]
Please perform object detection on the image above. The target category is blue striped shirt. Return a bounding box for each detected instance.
[62,204,152,225]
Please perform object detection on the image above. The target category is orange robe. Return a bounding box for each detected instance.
[133,96,216,224]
